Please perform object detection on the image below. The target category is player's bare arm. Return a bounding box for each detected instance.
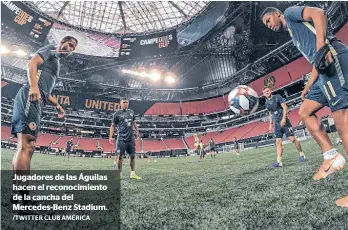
[303,7,334,63]
[269,112,273,131]
[27,54,44,101]
[302,7,327,50]
[109,123,115,145]
[280,103,288,126]
[302,68,319,100]
[48,95,65,118]
[133,121,140,139]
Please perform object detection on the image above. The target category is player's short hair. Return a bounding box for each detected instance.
[61,36,78,45]
[120,97,128,101]
[263,86,272,91]
[260,7,283,19]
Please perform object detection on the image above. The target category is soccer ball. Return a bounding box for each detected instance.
[228,85,259,115]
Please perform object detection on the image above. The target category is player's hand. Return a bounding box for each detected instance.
[29,86,41,101]
[56,105,65,118]
[269,124,272,132]
[325,50,334,66]
[301,87,309,101]
[109,138,114,145]
[135,132,140,139]
[280,119,286,127]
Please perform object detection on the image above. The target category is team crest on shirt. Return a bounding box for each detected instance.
[130,113,133,117]
[274,111,278,115]
[29,122,37,131]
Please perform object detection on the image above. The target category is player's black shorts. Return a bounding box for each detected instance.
[210,147,215,152]
[116,139,136,157]
[11,85,43,138]
[274,119,294,139]
[66,147,71,154]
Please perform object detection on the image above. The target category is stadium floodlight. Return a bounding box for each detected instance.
[150,70,161,81]
[140,72,148,78]
[0,45,10,54]
[14,49,27,57]
[165,75,176,84]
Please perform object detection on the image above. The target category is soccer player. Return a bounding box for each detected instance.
[209,138,216,159]
[261,6,348,207]
[109,98,141,180]
[11,36,78,205]
[65,138,73,161]
[193,133,201,160]
[233,137,240,155]
[263,87,306,167]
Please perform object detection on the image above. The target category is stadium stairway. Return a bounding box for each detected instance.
[162,139,169,149]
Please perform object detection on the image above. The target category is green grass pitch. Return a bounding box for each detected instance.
[1,134,348,229]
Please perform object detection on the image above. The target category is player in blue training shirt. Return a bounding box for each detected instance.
[261,6,348,207]
[109,98,142,180]
[10,36,77,208]
[263,87,305,167]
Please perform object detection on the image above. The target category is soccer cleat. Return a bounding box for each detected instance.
[299,156,306,162]
[336,196,348,208]
[130,174,142,180]
[272,162,283,168]
[313,153,346,180]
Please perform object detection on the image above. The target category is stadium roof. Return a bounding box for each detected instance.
[29,1,210,34]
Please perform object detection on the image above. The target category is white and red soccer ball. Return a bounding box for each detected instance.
[228,85,259,115]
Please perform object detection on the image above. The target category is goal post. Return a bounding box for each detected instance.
[222,143,244,153]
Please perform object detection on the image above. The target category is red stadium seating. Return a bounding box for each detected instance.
[143,140,167,152]
[288,109,301,126]
[36,134,60,147]
[135,139,142,153]
[336,23,348,45]
[316,107,331,118]
[184,135,196,150]
[243,122,270,139]
[224,122,258,142]
[99,139,115,153]
[286,57,312,81]
[213,127,240,144]
[201,132,219,144]
[1,126,11,140]
[164,139,186,149]
[78,138,98,152]
[145,103,181,116]
[51,136,78,149]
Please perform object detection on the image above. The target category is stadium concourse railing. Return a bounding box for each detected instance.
[1,95,331,156]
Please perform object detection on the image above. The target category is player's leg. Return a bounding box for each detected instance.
[299,84,345,180]
[273,138,283,167]
[12,133,36,172]
[115,141,125,179]
[298,100,332,152]
[326,43,348,207]
[288,135,306,162]
[272,122,284,167]
[11,85,41,203]
[285,121,305,162]
[128,141,141,179]
[325,50,348,156]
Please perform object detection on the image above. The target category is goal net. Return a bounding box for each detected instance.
[222,143,244,153]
